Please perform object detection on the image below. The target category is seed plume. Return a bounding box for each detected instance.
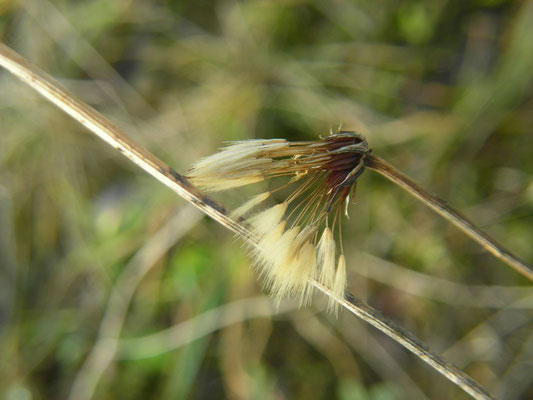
[188,131,369,311]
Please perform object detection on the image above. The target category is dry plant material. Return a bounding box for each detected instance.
[188,132,369,311]
[366,154,533,282]
[189,132,533,311]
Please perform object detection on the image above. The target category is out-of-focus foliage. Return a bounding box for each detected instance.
[1,1,532,399]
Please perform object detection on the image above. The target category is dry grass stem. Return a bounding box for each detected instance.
[0,41,494,400]
[0,42,248,241]
[314,283,493,400]
[366,154,533,282]
[339,318,430,400]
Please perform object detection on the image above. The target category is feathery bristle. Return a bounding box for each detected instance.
[192,139,287,172]
[329,254,347,314]
[290,242,317,304]
[188,140,290,191]
[191,174,264,191]
[266,227,301,282]
[270,239,316,305]
[231,192,271,219]
[293,225,317,253]
[247,203,288,237]
[317,227,336,287]
[250,220,287,274]
[249,224,300,302]
[262,226,318,305]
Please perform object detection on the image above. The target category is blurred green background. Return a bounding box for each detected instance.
[1,0,533,399]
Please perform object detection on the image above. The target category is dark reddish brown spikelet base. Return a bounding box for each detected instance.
[317,133,370,213]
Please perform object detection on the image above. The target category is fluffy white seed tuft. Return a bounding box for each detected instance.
[265,227,300,283]
[290,242,317,305]
[191,174,264,191]
[247,203,288,237]
[251,220,287,275]
[269,239,316,305]
[188,140,289,191]
[231,192,271,219]
[328,254,347,314]
[192,139,287,173]
[317,227,336,288]
[251,224,316,306]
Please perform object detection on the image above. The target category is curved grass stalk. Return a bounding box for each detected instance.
[0,41,494,400]
[366,154,533,282]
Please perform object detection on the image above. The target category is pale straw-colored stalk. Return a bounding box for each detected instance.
[366,154,533,282]
[0,41,502,400]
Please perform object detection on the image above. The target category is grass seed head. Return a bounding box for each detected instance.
[189,131,369,313]
[329,254,347,315]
